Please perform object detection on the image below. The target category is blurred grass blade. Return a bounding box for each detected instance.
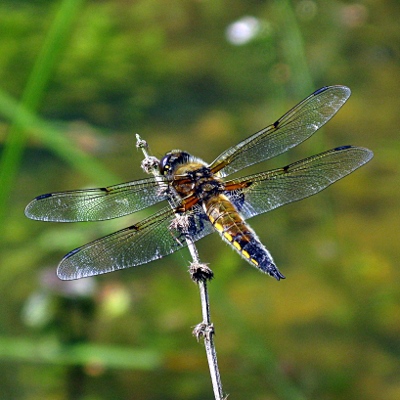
[273,0,313,96]
[0,0,86,221]
[0,336,162,370]
[0,89,119,184]
[20,0,86,111]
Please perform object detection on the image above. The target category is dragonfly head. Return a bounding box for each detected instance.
[159,150,192,176]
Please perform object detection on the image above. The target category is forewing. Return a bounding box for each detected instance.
[57,204,214,280]
[209,86,351,177]
[25,177,168,222]
[225,146,373,219]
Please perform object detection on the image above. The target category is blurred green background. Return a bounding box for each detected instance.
[0,0,398,399]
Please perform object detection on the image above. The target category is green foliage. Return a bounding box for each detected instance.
[0,0,399,399]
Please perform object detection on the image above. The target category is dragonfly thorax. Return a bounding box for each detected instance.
[159,150,225,209]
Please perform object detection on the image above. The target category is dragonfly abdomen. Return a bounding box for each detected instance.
[203,194,285,280]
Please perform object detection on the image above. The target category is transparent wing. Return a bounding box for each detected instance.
[57,204,214,280]
[209,86,351,177]
[25,177,169,222]
[225,146,373,219]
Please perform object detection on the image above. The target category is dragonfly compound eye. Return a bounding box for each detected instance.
[159,151,192,175]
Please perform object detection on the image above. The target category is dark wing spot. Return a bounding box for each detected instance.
[63,247,81,259]
[334,145,351,151]
[313,86,328,95]
[36,193,53,200]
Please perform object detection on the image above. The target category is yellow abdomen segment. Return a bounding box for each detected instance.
[203,195,267,270]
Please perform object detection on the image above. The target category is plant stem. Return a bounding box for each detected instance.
[136,134,225,400]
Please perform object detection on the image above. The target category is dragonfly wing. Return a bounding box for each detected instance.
[57,204,214,280]
[25,177,169,222]
[209,86,351,177]
[225,146,373,219]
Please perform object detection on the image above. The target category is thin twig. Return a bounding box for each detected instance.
[136,134,225,399]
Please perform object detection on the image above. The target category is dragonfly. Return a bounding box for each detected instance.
[25,86,373,281]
